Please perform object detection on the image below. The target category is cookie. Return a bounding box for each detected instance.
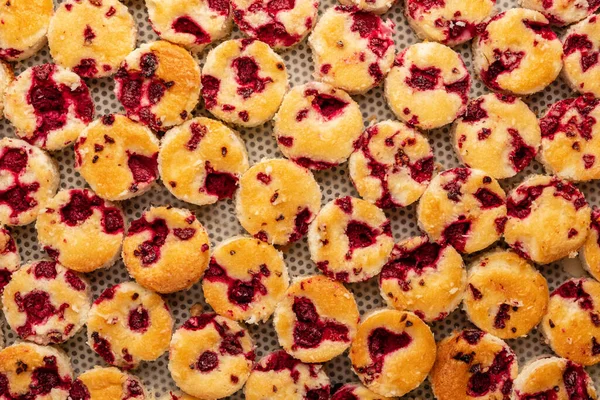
[563,15,600,96]
[520,0,600,25]
[581,207,600,281]
[69,367,147,400]
[0,227,19,293]
[0,0,53,61]
[332,383,395,400]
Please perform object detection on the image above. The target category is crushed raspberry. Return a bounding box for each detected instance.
[469,284,483,300]
[350,10,380,37]
[27,356,72,396]
[183,314,217,330]
[95,285,117,304]
[335,197,353,214]
[493,303,511,329]
[256,172,271,184]
[306,388,330,400]
[553,280,594,310]
[91,332,115,364]
[129,217,169,265]
[0,148,27,174]
[65,270,86,291]
[462,329,484,345]
[441,219,471,252]
[201,75,220,109]
[474,188,504,209]
[480,49,525,91]
[288,208,313,243]
[564,33,598,73]
[507,178,587,219]
[291,296,350,349]
[445,75,471,103]
[208,0,231,14]
[14,290,67,340]
[380,239,442,292]
[232,57,273,99]
[584,154,596,169]
[172,16,211,44]
[60,190,123,235]
[310,93,348,120]
[0,48,23,60]
[278,136,294,147]
[356,327,412,377]
[232,0,302,47]
[73,59,99,78]
[69,379,91,400]
[127,153,158,186]
[124,379,144,399]
[405,0,445,19]
[508,129,536,172]
[462,98,488,123]
[173,228,196,240]
[346,221,378,253]
[406,65,440,91]
[128,307,150,333]
[467,348,515,398]
[540,97,600,141]
[563,361,593,399]
[292,157,337,170]
[204,172,239,199]
[320,64,332,74]
[34,261,57,279]
[522,20,557,41]
[187,122,207,151]
[254,350,305,383]
[196,351,219,372]
[83,25,96,44]
[332,386,360,400]
[204,259,268,308]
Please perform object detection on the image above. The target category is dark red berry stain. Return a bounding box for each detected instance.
[0,48,23,60]
[292,157,337,170]
[356,327,412,381]
[59,189,124,234]
[562,361,595,400]
[405,0,445,20]
[65,270,86,291]
[441,168,470,202]
[6,355,73,398]
[127,153,158,187]
[553,280,594,311]
[254,350,328,391]
[480,48,525,91]
[278,136,294,147]
[124,379,144,399]
[128,216,169,265]
[462,329,484,345]
[173,228,196,240]
[83,25,96,44]
[232,56,273,99]
[73,58,99,78]
[474,188,504,209]
[201,75,220,109]
[332,386,360,400]
[540,96,600,141]
[564,33,599,73]
[186,122,207,151]
[493,303,512,329]
[288,208,313,243]
[346,221,377,251]
[196,351,219,372]
[310,92,348,120]
[462,98,488,123]
[291,296,350,349]
[69,379,91,400]
[128,307,150,333]
[507,178,587,219]
[14,289,69,341]
[91,332,115,365]
[469,284,483,300]
[204,259,269,309]
[204,171,239,199]
[172,16,211,44]
[441,219,471,253]
[584,154,596,169]
[34,261,57,279]
[406,65,440,91]
[508,128,536,172]
[466,348,515,399]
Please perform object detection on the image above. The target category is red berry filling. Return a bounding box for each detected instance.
[474,188,504,209]
[441,219,471,252]
[128,306,150,333]
[462,98,488,123]
[127,152,158,192]
[493,303,512,329]
[507,178,587,219]
[540,96,599,146]
[553,280,594,310]
[406,0,445,19]
[14,289,69,342]
[0,48,23,60]
[480,48,525,91]
[232,56,273,99]
[203,169,239,200]
[172,16,211,44]
[59,190,124,234]
[291,296,350,349]
[406,65,440,91]
[128,217,169,265]
[201,75,220,109]
[563,362,594,399]
[308,91,348,120]
[204,259,269,309]
[441,168,471,202]
[124,379,144,399]
[466,348,515,399]
[73,59,99,78]
[288,207,313,243]
[292,157,337,170]
[0,355,72,398]
[34,260,57,279]
[356,327,412,382]
[434,17,482,44]
[508,128,536,172]
[69,379,91,400]
[91,331,116,365]
[195,351,219,372]
[332,386,359,400]
[564,33,599,73]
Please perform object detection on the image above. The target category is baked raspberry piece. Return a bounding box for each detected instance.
[122,206,210,294]
[274,82,364,170]
[473,8,563,95]
[380,235,466,322]
[0,227,19,294]
[168,313,255,399]
[309,6,395,94]
[86,282,173,369]
[332,383,392,400]
[69,367,148,400]
[273,275,359,363]
[244,350,330,400]
[232,0,319,49]
[158,392,198,400]
[504,174,591,264]
[48,0,137,78]
[349,120,434,208]
[563,15,600,97]
[581,207,600,281]
[146,0,232,54]
[0,0,53,61]
[75,114,160,201]
[0,61,13,118]
[430,329,518,400]
[2,260,90,344]
[453,93,540,179]
[4,64,95,151]
[417,167,507,254]
[202,39,289,127]
[115,41,201,132]
[520,0,600,26]
[405,0,495,46]
[542,278,600,366]
[385,42,470,130]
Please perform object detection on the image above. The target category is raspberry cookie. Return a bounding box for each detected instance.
[504,174,591,264]
[464,250,549,339]
[0,138,59,226]
[273,275,359,363]
[0,227,18,293]
[513,357,597,399]
[332,383,394,400]
[115,41,201,132]
[4,64,95,151]
[385,42,470,130]
[405,0,495,46]
[236,158,322,246]
[202,39,289,127]
[473,8,563,95]
[87,282,174,369]
[169,313,255,399]
[539,96,600,181]
[309,6,395,94]
[563,16,600,96]
[581,208,600,281]
[2,260,90,344]
[122,206,210,294]
[159,117,249,206]
[430,330,518,400]
[417,167,507,254]
[69,367,147,400]
[349,120,434,208]
[203,236,289,324]
[0,342,73,399]
[350,309,436,397]
[308,196,394,283]
[380,235,466,322]
[232,0,319,49]
[75,114,160,201]
[0,61,13,118]
[274,82,363,170]
[520,0,600,25]
[146,0,232,54]
[453,94,540,179]
[48,0,136,78]
[244,350,330,400]
[36,188,125,273]
[0,0,53,61]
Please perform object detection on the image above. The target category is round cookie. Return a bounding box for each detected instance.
[0,60,13,118]
[0,227,19,293]
[244,350,330,400]
[203,236,289,324]
[473,8,563,96]
[581,207,600,281]
[48,0,136,78]
[122,206,210,294]
[69,367,148,400]
[115,41,201,132]
[332,383,396,400]
[168,313,255,399]
[430,330,518,400]
[231,0,319,49]
[513,357,597,400]
[464,250,549,339]
[75,114,160,201]
[0,342,73,399]
[273,275,359,363]
[36,188,125,273]
[453,93,541,179]
[0,0,53,61]
[201,39,289,127]
[349,120,434,208]
[542,278,600,366]
[504,174,591,264]
[4,64,95,151]
[236,158,322,246]
[563,16,600,96]
[309,6,395,94]
[274,81,363,170]
[2,260,91,344]
[404,0,495,46]
[417,167,507,254]
[0,138,59,226]
[380,235,466,322]
[308,196,394,283]
[520,0,600,26]
[539,96,600,181]
[87,281,173,369]
[350,309,436,397]
[158,117,250,206]
[146,0,232,54]
[385,42,470,130]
